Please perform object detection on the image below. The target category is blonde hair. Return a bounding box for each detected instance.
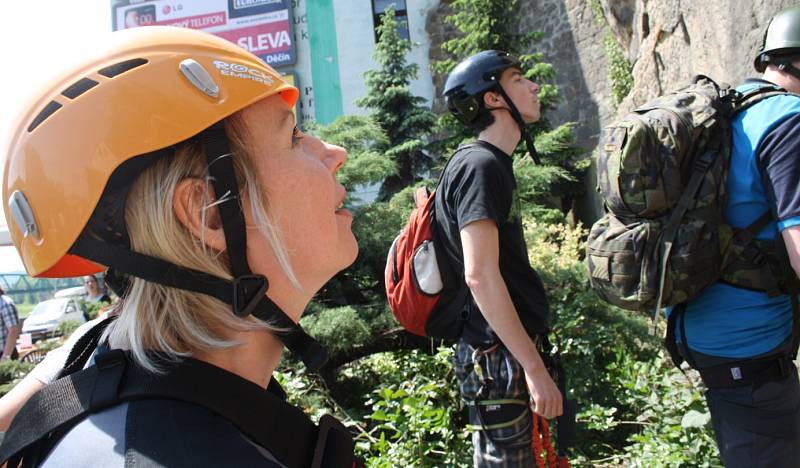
[104,114,298,372]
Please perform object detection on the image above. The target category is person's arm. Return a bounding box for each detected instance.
[0,316,102,431]
[460,219,563,419]
[782,227,800,277]
[0,374,45,431]
[1,325,19,361]
[758,112,800,277]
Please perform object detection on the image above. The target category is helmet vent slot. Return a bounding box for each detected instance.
[27,101,63,132]
[98,58,148,78]
[62,78,99,99]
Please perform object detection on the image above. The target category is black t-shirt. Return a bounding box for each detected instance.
[434,140,550,345]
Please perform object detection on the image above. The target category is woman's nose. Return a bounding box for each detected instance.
[321,140,347,173]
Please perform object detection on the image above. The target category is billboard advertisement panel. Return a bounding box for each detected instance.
[112,0,295,68]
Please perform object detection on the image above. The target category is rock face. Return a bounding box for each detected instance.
[521,0,797,220]
[426,0,796,221]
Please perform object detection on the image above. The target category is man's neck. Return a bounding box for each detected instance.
[478,113,521,156]
[762,69,800,93]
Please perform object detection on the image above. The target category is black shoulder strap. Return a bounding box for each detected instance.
[57,316,116,380]
[0,351,354,468]
[436,142,479,186]
[732,84,793,115]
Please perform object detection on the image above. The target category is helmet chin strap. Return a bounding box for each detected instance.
[492,86,541,165]
[72,121,328,372]
[777,59,800,82]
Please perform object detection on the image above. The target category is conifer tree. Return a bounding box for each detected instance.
[357,6,437,200]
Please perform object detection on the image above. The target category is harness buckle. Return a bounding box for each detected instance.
[740,245,766,266]
[90,349,128,411]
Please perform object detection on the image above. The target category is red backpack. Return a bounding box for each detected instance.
[384,149,472,339]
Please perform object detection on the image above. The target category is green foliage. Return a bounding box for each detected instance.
[34,338,62,353]
[357,6,437,199]
[589,0,634,106]
[525,222,721,465]
[79,299,107,321]
[57,319,81,338]
[0,359,33,396]
[432,0,557,152]
[295,5,706,463]
[432,0,542,77]
[358,348,471,467]
[608,354,722,467]
[605,33,634,106]
[306,115,395,193]
[300,306,372,354]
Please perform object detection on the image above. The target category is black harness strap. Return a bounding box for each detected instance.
[70,236,326,371]
[57,316,116,379]
[70,121,328,371]
[202,123,251,280]
[0,350,355,468]
[698,355,795,388]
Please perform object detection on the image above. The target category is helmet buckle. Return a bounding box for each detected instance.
[232,274,269,317]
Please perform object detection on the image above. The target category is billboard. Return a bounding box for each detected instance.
[111,0,295,68]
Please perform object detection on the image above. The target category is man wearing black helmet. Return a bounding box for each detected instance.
[437,50,562,466]
[664,6,800,467]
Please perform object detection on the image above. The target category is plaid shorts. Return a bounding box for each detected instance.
[454,340,533,468]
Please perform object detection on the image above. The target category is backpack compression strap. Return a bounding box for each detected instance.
[0,350,355,468]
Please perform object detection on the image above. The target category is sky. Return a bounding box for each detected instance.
[0,1,110,273]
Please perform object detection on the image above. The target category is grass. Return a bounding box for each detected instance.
[15,303,34,320]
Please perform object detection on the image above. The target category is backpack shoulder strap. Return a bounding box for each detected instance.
[56,315,116,380]
[732,84,793,115]
[435,142,480,187]
[0,350,354,468]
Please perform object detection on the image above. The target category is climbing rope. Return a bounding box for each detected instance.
[531,413,569,468]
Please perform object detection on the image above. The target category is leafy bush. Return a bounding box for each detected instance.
[356,348,471,467]
[525,221,722,465]
[610,353,721,467]
[57,319,81,338]
[300,306,372,354]
[0,359,34,396]
[79,299,109,321]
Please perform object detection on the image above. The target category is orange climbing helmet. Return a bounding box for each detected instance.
[4,26,297,278]
[3,27,328,370]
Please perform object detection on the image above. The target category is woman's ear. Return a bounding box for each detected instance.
[173,178,226,252]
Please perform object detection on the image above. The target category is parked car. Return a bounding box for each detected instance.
[53,286,87,299]
[21,297,86,342]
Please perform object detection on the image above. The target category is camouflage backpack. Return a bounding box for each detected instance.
[586,75,790,318]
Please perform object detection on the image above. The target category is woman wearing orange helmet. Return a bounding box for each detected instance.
[0,26,358,467]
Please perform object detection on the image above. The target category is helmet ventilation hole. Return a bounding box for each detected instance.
[62,78,99,99]
[27,59,148,132]
[27,101,63,132]
[98,58,148,78]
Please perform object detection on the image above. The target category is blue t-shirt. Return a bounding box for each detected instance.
[670,79,800,358]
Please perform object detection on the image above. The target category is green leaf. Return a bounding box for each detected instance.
[681,409,711,429]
